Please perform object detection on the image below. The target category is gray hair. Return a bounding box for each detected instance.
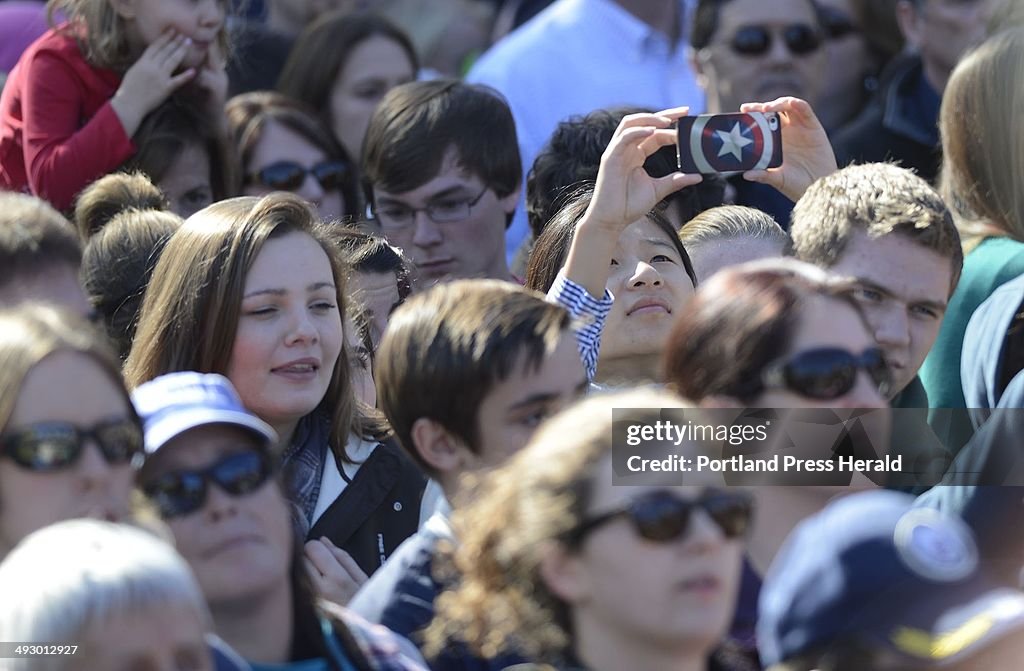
[0,519,211,671]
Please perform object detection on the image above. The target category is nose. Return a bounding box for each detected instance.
[766,29,794,64]
[76,442,116,490]
[870,305,911,351]
[411,211,443,248]
[203,481,239,522]
[285,306,320,346]
[682,508,728,555]
[297,173,326,207]
[835,372,888,409]
[201,0,226,27]
[629,261,662,288]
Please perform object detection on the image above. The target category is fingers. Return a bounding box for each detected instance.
[321,537,368,584]
[636,128,681,156]
[653,172,703,202]
[168,68,197,92]
[143,30,178,58]
[614,107,689,137]
[304,539,336,576]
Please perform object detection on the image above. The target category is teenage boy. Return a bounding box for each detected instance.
[361,80,521,287]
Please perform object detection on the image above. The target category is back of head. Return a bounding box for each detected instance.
[0,193,82,300]
[362,79,521,200]
[939,28,1024,244]
[663,258,860,401]
[73,172,167,240]
[375,279,570,477]
[527,106,725,238]
[81,208,184,361]
[680,205,789,247]
[0,519,209,671]
[989,0,1024,34]
[791,162,962,287]
[326,226,412,300]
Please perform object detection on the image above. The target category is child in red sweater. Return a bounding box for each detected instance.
[0,0,229,211]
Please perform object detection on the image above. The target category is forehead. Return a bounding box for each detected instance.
[373,149,481,204]
[830,230,954,301]
[718,0,819,28]
[617,217,676,251]
[249,120,326,170]
[245,232,334,285]
[342,36,416,79]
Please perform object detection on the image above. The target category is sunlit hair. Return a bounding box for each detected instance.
[0,193,82,294]
[46,0,230,71]
[124,193,387,460]
[0,519,210,671]
[680,205,788,247]
[939,28,1024,249]
[0,304,127,433]
[73,172,168,241]
[663,258,867,402]
[425,388,694,663]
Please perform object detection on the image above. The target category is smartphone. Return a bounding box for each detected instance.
[676,112,783,176]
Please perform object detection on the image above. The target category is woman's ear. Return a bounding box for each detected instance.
[538,539,588,606]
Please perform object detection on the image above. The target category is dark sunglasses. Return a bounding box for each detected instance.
[762,347,892,400]
[142,450,274,518]
[0,418,144,472]
[568,489,754,546]
[247,160,349,192]
[731,24,822,56]
[818,6,859,40]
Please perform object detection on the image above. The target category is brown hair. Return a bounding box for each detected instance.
[123,99,239,209]
[424,389,695,662]
[680,205,789,247]
[46,0,230,71]
[0,193,82,292]
[0,304,129,433]
[277,11,418,148]
[663,259,866,402]
[73,172,168,241]
[790,162,962,291]
[375,280,571,478]
[81,208,184,361]
[362,80,521,207]
[939,28,1024,249]
[226,91,361,220]
[124,193,385,461]
[524,188,697,294]
[324,226,413,304]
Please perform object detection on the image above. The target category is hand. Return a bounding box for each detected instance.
[112,31,196,136]
[586,107,703,233]
[195,41,229,135]
[303,537,368,606]
[740,97,837,202]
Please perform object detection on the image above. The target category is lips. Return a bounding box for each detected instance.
[679,574,722,596]
[271,358,321,382]
[202,533,264,559]
[626,297,672,316]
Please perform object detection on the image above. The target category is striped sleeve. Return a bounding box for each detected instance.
[546,274,614,382]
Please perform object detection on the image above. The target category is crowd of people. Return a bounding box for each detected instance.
[1,0,1024,669]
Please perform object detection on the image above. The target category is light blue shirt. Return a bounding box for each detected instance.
[468,0,704,264]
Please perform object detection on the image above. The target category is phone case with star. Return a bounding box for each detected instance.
[676,112,783,176]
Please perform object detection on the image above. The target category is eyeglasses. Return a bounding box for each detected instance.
[730,24,822,57]
[142,450,274,518]
[371,185,490,230]
[762,347,892,400]
[0,419,144,472]
[568,489,754,546]
[247,160,349,192]
[818,6,859,40]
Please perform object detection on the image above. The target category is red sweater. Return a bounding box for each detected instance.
[0,27,135,211]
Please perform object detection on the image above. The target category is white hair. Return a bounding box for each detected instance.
[0,519,211,671]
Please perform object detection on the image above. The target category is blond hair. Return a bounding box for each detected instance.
[47,0,230,71]
[939,28,1024,250]
[425,389,692,663]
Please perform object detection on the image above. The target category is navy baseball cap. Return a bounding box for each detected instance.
[758,490,1024,668]
[131,372,277,454]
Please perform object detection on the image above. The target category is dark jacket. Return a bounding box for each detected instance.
[831,55,943,184]
[309,438,427,577]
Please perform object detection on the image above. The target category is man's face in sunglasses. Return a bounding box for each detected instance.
[692,0,827,115]
[0,351,137,556]
[139,424,293,604]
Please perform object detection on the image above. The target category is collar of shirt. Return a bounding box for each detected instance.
[556,0,689,59]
